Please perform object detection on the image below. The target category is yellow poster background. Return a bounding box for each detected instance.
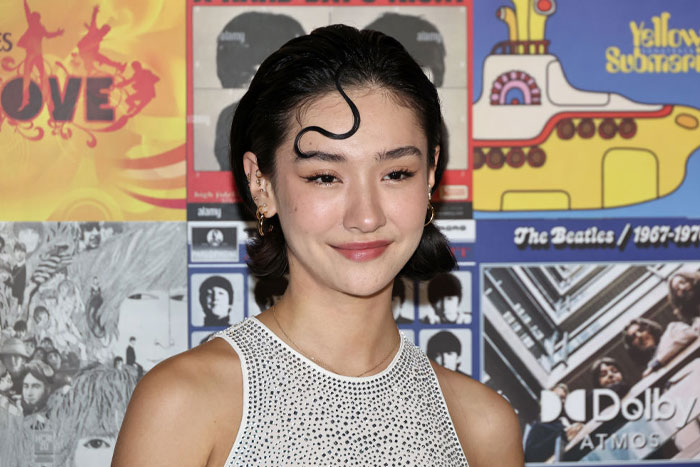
[0,0,185,221]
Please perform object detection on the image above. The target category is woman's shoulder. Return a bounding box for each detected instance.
[157,334,242,388]
[430,361,524,467]
[112,336,243,466]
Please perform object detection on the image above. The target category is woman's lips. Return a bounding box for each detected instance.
[331,241,392,262]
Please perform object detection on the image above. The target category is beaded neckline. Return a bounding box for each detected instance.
[250,316,406,382]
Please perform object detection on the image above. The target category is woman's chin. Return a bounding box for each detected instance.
[329,272,396,299]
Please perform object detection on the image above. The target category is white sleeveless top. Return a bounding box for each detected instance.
[213,317,469,466]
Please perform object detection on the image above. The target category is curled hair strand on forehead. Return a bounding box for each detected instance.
[294,68,361,159]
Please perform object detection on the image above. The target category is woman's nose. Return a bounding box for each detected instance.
[342,183,386,233]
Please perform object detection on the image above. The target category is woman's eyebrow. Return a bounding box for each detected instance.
[295,146,423,163]
[377,146,423,161]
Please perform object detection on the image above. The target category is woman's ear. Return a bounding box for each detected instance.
[242,152,278,218]
[428,145,440,190]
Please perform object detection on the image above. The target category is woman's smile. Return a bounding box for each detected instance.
[330,240,393,262]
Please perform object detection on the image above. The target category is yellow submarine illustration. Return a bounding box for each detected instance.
[473,0,700,212]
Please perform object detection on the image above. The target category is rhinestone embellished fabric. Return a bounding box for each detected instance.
[213,317,469,466]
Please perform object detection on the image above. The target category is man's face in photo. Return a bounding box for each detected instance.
[22,372,47,407]
[14,248,26,264]
[437,351,459,372]
[83,226,101,250]
[2,354,26,377]
[204,285,231,320]
[436,295,461,323]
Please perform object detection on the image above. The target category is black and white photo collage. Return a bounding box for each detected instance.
[187,244,477,374]
[0,222,187,464]
[187,221,477,376]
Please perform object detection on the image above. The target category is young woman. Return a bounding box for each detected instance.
[112,25,522,466]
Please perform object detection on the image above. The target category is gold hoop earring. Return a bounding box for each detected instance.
[424,188,434,226]
[257,205,267,237]
[424,203,435,226]
[257,204,273,236]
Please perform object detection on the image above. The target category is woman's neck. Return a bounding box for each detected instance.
[256,275,400,377]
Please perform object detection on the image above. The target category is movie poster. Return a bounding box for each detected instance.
[0,0,186,221]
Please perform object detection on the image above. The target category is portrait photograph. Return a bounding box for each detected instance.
[189,271,244,327]
[418,270,472,324]
[420,327,472,375]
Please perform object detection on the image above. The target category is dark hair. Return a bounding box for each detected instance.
[427,273,462,308]
[13,242,26,253]
[217,12,305,88]
[79,222,100,234]
[40,337,54,352]
[590,357,624,388]
[668,272,700,322]
[13,320,27,333]
[365,13,446,87]
[622,318,663,365]
[392,279,406,305]
[22,359,54,385]
[231,24,455,280]
[426,331,461,360]
[198,275,234,310]
[253,276,288,310]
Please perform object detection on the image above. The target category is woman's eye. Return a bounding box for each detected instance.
[83,438,111,449]
[384,170,415,181]
[306,174,338,185]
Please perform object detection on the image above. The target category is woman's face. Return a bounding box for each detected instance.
[261,88,436,298]
[598,363,623,388]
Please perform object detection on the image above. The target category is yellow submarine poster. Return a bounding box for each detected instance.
[473,0,700,218]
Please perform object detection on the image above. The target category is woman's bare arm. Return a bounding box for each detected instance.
[112,340,242,467]
[433,363,524,467]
